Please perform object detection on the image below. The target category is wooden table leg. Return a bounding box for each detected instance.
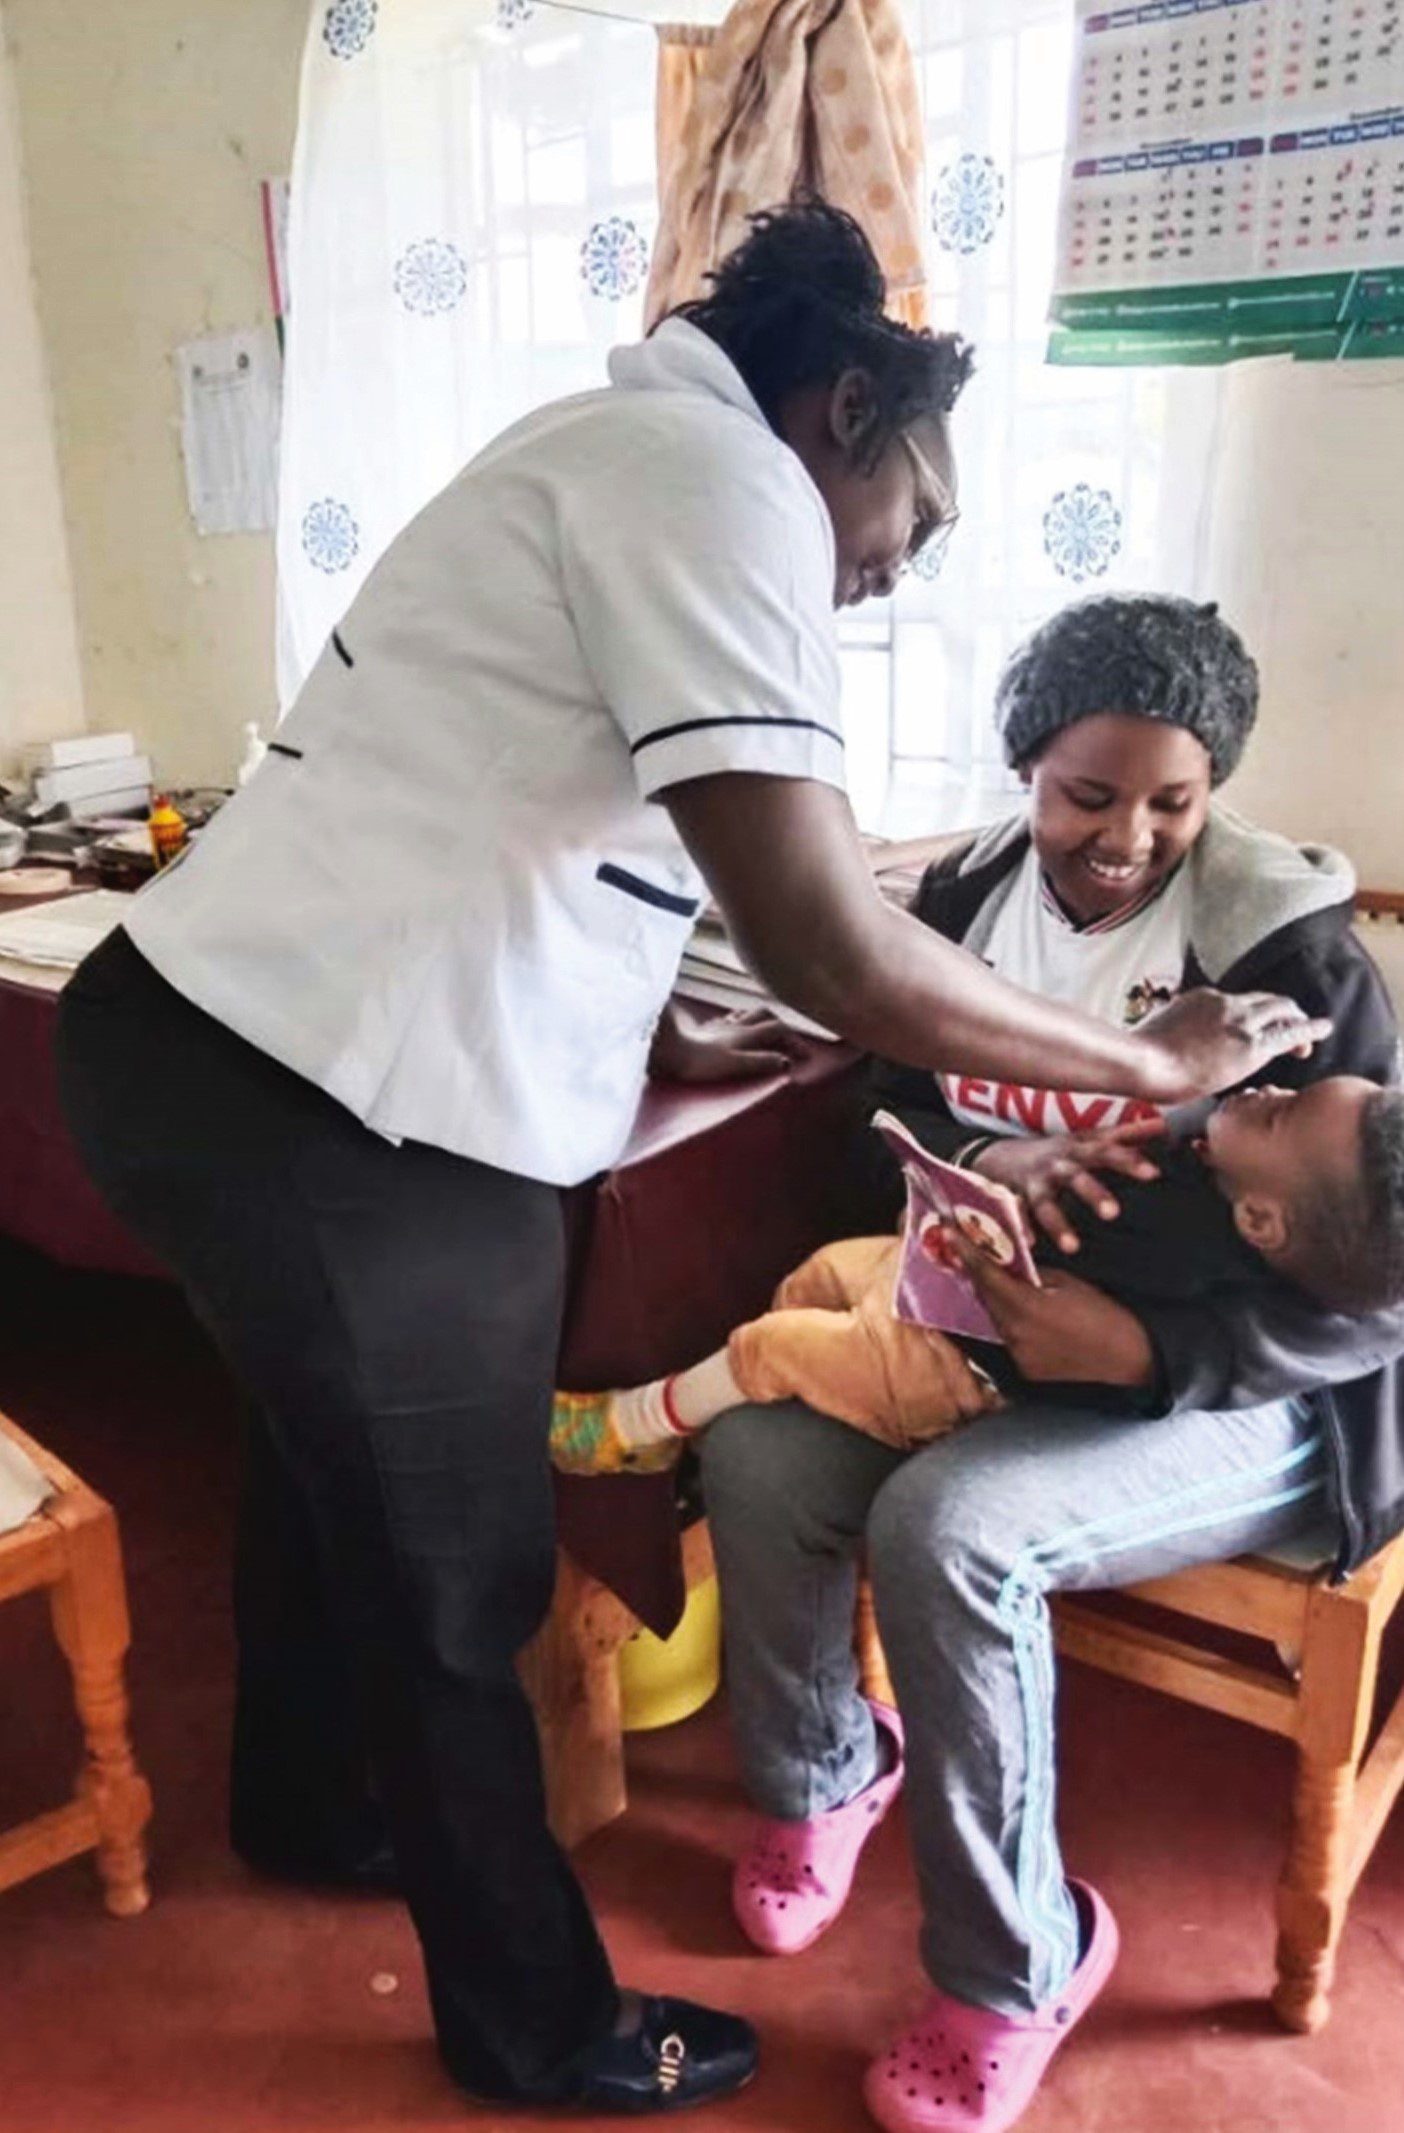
[520,1524,720,1852]
[519,1550,638,1852]
[47,1491,152,1917]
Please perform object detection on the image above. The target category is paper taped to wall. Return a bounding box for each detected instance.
[175,326,281,536]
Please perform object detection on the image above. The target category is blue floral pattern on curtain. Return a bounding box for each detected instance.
[1042,483,1123,583]
[580,216,650,301]
[930,152,1004,255]
[301,499,360,574]
[394,240,469,316]
[323,0,375,63]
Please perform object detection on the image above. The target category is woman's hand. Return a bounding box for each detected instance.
[972,1121,1165,1255]
[648,1002,809,1085]
[953,1237,1156,1388]
[1134,988,1333,1104]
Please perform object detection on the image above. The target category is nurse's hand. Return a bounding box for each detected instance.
[648,1002,807,1085]
[1136,988,1333,1102]
[971,1120,1165,1255]
[953,1237,1156,1389]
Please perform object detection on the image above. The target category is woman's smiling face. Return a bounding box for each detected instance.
[1025,710,1214,925]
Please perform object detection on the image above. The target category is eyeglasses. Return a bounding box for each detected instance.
[898,430,960,581]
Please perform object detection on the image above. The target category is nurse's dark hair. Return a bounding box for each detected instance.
[671,200,973,466]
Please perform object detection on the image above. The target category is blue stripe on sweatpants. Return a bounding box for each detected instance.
[999,1435,1326,2000]
[698,1391,1334,2018]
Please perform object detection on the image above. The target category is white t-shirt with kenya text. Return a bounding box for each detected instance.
[940,842,1193,1139]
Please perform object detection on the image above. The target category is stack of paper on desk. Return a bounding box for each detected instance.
[23,731,137,773]
[672,834,957,1039]
[20,732,151,820]
[0,890,132,970]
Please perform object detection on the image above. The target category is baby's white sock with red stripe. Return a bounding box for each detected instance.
[607,1349,747,1453]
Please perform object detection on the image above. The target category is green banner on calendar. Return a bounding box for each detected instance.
[1049,271,1404,367]
[1048,316,1404,367]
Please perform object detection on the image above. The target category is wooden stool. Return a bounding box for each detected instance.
[0,1412,152,1915]
[855,1576,895,1706]
[520,1520,715,1850]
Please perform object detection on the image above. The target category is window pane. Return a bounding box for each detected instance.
[839,642,892,832]
[892,622,949,760]
[878,0,1181,828]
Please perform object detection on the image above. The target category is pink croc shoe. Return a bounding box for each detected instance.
[732,1700,904,1956]
[863,1881,1119,2133]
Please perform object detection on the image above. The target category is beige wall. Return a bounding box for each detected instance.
[0,2,84,779]
[1192,360,1404,891]
[6,0,306,789]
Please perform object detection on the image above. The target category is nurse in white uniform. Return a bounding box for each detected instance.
[56,205,1324,2115]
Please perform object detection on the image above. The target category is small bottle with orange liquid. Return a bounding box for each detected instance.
[147,793,189,869]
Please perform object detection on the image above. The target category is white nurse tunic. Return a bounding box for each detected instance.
[126,319,847,1187]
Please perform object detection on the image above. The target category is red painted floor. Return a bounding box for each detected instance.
[1,1238,1402,2133]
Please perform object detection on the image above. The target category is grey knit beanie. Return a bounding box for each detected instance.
[994,594,1259,787]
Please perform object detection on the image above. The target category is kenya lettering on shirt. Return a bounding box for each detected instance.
[936,843,1194,1142]
[939,1075,1163,1137]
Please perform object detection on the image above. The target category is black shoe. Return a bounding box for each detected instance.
[566,1995,758,2114]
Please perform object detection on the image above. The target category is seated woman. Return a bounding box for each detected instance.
[694,594,1404,2133]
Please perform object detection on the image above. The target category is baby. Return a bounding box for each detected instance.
[550,1074,1404,1472]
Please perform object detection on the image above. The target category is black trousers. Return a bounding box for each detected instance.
[57,931,619,2101]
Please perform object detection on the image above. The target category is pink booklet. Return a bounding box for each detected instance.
[871,1111,1042,1344]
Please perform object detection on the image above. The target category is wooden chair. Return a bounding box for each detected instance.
[1052,1533,1404,2034]
[0,1411,152,1915]
[856,1532,1404,2035]
[519,1519,716,1851]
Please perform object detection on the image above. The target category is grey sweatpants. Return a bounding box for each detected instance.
[701,1394,1330,2015]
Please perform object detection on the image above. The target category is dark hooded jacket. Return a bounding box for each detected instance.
[855,804,1404,1579]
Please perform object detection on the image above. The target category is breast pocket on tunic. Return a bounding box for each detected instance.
[588,861,701,1046]
[594,861,701,922]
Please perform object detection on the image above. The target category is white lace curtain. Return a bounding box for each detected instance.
[278,0,1219,825]
[842,0,1222,831]
[277,0,663,700]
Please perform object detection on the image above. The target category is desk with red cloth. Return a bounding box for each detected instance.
[0,906,863,1640]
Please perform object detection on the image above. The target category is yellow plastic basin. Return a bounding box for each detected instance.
[618,1573,721,1732]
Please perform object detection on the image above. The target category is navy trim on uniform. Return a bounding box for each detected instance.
[268,741,304,760]
[629,714,844,757]
[596,862,700,919]
[332,629,354,668]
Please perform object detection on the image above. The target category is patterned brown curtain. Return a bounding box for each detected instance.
[647,0,928,333]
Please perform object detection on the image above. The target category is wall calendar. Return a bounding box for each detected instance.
[1050,0,1404,362]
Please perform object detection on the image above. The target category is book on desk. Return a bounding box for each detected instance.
[673,833,959,1038]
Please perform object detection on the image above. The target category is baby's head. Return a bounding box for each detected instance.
[1203,1077,1404,1312]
